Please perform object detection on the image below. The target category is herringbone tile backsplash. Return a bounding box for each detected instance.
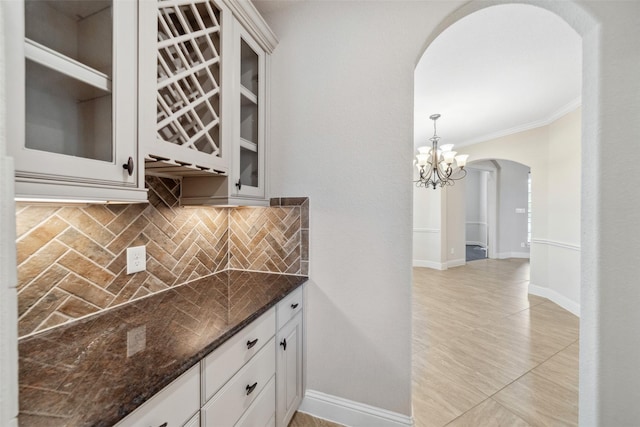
[15,176,308,337]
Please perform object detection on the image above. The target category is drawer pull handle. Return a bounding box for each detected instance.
[291,303,299,309]
[246,382,258,395]
[247,338,259,349]
[158,423,168,427]
[280,338,287,351]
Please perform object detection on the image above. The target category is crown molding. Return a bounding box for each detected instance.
[456,97,582,148]
[222,0,279,53]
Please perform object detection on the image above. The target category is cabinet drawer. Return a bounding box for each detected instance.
[116,364,200,427]
[276,286,303,330]
[201,338,276,427]
[235,375,276,427]
[203,308,275,403]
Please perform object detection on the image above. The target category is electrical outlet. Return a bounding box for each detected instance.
[521,242,526,248]
[126,246,146,274]
[127,325,146,357]
[450,248,455,254]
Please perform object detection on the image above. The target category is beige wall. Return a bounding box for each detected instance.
[462,108,581,313]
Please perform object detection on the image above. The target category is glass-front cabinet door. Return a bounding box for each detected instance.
[6,0,143,201]
[234,25,265,198]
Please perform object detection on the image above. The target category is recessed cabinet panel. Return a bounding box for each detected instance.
[276,312,303,427]
[26,59,113,162]
[201,339,276,427]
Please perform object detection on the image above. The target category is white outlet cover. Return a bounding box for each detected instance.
[126,246,146,274]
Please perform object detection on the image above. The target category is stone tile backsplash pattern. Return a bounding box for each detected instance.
[16,176,309,337]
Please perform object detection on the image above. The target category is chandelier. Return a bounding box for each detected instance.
[414,114,469,189]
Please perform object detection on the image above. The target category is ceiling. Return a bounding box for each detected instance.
[414,4,582,150]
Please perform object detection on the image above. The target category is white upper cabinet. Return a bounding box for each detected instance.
[5,0,148,203]
[233,23,266,199]
[144,0,230,177]
[177,0,277,206]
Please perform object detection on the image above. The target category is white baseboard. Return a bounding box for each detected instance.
[412,260,445,270]
[529,284,580,317]
[496,251,530,259]
[298,390,413,427]
[446,258,465,268]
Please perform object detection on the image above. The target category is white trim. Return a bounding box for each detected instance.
[299,390,413,427]
[529,283,580,317]
[465,221,487,226]
[412,228,440,234]
[530,238,581,252]
[412,259,445,270]
[466,241,486,247]
[457,97,582,148]
[447,258,466,268]
[496,251,530,259]
[221,0,278,53]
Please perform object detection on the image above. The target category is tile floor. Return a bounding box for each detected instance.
[289,411,343,427]
[291,258,579,426]
[413,259,579,426]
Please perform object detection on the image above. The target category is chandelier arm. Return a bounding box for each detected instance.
[449,167,468,181]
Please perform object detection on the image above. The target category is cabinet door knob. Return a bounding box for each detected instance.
[235,179,242,190]
[291,303,299,309]
[123,157,134,176]
[246,382,258,395]
[246,338,258,349]
[280,338,287,351]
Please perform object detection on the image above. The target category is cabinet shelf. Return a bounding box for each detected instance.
[240,85,258,104]
[240,138,257,152]
[25,38,111,92]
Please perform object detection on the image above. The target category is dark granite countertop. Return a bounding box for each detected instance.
[18,270,307,427]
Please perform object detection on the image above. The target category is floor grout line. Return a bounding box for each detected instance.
[412,259,579,427]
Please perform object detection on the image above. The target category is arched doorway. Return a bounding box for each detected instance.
[413,1,595,424]
[464,159,532,264]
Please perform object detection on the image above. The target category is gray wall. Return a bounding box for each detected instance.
[497,160,530,257]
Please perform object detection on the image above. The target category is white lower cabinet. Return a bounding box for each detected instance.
[275,311,303,427]
[115,288,305,427]
[115,364,200,427]
[201,338,275,426]
[202,309,276,403]
[236,376,276,427]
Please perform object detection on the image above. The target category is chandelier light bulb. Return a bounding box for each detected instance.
[440,144,454,153]
[455,154,469,168]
